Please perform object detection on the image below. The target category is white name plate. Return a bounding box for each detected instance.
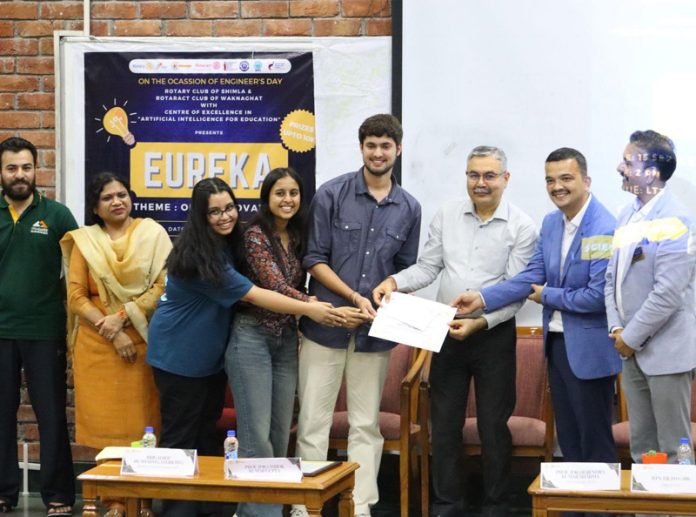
[631,464,696,493]
[227,457,302,483]
[541,462,621,491]
[121,448,198,478]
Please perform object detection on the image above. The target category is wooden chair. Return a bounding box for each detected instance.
[461,328,555,460]
[611,373,631,462]
[612,372,696,462]
[419,328,554,472]
[328,344,430,517]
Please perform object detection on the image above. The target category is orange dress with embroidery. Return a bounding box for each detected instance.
[66,220,166,449]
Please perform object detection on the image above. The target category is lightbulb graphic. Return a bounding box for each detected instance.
[102,106,135,145]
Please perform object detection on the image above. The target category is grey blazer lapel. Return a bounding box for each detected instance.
[618,240,639,285]
[615,207,637,287]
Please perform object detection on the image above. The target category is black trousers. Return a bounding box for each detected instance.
[0,339,75,508]
[153,367,227,517]
[430,318,516,517]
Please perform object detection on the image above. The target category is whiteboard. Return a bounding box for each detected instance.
[402,0,696,324]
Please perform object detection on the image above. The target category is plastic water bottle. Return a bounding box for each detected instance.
[223,430,239,479]
[677,437,693,465]
[142,426,157,448]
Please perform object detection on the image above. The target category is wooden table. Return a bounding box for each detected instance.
[529,470,696,516]
[78,457,358,517]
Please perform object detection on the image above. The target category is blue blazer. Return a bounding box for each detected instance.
[482,196,621,380]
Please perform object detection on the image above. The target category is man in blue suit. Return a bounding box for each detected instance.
[605,130,696,463]
[453,148,622,466]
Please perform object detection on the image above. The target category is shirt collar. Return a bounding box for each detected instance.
[0,191,40,210]
[631,187,666,220]
[462,197,509,222]
[564,193,592,232]
[355,168,402,204]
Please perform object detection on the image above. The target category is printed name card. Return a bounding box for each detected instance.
[121,448,198,478]
[631,464,696,493]
[227,457,302,483]
[541,463,621,491]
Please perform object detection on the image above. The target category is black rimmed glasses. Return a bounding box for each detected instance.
[207,203,238,219]
[466,171,505,182]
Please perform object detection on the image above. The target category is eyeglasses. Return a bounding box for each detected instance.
[466,171,505,182]
[207,203,238,219]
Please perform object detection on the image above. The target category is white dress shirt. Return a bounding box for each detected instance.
[391,197,537,329]
[548,194,593,332]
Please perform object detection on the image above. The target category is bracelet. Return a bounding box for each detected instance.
[350,291,360,305]
[117,307,128,322]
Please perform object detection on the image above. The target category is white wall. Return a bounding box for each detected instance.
[402,0,696,324]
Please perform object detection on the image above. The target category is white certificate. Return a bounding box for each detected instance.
[368,292,457,352]
[540,462,621,491]
[631,464,696,493]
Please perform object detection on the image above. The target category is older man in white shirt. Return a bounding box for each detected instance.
[373,146,537,517]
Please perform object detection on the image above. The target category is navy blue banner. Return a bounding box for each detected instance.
[84,51,315,235]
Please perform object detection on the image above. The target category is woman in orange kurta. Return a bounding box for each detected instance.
[60,172,171,516]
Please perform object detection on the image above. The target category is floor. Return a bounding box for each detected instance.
[15,455,537,516]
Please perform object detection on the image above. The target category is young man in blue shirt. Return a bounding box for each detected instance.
[293,114,421,517]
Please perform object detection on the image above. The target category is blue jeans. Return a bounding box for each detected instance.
[225,314,299,517]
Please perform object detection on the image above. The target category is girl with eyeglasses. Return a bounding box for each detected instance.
[146,177,345,517]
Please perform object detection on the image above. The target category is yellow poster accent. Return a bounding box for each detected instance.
[279,109,315,152]
[612,217,688,250]
[130,142,288,199]
[581,235,613,260]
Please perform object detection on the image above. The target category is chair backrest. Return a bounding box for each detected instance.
[466,333,546,419]
[334,344,415,414]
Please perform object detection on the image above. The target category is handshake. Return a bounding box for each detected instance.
[372,278,488,342]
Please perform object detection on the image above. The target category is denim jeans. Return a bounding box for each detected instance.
[225,313,299,517]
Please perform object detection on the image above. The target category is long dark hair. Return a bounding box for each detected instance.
[246,167,307,275]
[167,178,243,285]
[85,172,131,226]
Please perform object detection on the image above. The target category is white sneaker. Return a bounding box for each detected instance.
[290,506,309,517]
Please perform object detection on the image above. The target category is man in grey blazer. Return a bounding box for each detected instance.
[605,130,696,463]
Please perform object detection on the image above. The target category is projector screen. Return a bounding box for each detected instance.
[401,0,696,324]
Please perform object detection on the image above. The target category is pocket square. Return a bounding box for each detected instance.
[631,246,644,263]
